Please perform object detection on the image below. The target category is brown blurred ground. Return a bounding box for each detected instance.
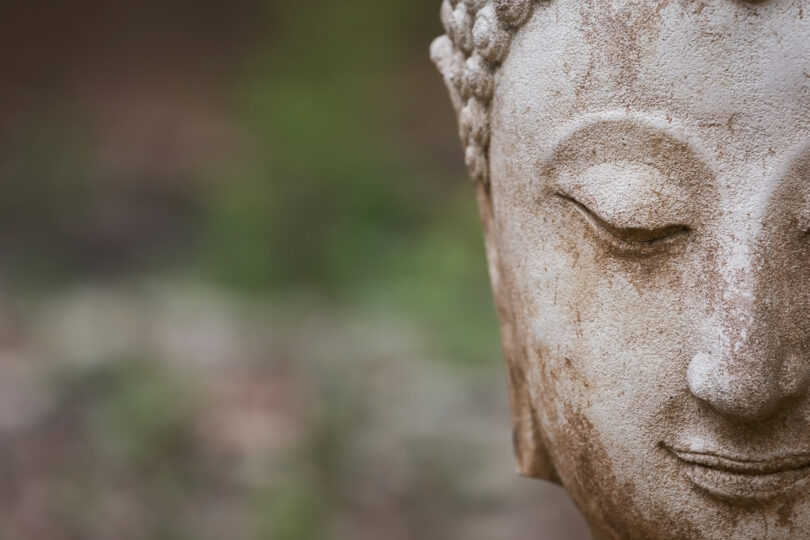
[0,1,588,539]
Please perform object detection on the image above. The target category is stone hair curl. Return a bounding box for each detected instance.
[431,0,539,183]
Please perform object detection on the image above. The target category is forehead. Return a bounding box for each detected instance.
[494,0,810,171]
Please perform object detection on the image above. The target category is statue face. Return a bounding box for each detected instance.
[484,0,810,538]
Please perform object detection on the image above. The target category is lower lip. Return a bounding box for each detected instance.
[668,450,810,503]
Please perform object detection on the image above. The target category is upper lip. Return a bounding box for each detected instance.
[667,448,810,475]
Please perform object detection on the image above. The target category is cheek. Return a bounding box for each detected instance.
[496,210,709,535]
[499,201,697,409]
[495,198,709,465]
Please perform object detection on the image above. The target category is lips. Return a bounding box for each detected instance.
[667,448,810,503]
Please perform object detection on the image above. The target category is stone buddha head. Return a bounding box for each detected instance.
[432,0,810,538]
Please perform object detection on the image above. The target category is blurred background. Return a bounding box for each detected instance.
[0,1,588,538]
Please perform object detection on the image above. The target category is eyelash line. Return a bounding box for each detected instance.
[555,193,691,253]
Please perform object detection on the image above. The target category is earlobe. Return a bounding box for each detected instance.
[507,355,558,481]
[474,182,559,483]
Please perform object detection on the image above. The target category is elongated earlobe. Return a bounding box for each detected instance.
[474,181,558,482]
[505,351,558,481]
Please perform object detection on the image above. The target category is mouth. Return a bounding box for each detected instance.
[666,447,810,503]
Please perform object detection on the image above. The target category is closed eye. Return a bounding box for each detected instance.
[557,194,690,253]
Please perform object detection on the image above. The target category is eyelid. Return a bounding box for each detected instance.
[557,194,690,253]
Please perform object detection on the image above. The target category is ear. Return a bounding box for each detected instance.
[473,181,559,483]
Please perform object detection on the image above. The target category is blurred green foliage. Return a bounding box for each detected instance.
[1,0,499,362]
[196,0,500,362]
[41,359,198,540]
[0,3,591,540]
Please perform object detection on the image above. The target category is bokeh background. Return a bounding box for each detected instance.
[0,1,589,538]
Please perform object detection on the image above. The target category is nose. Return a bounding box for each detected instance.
[687,349,810,422]
[686,221,810,422]
[686,267,810,422]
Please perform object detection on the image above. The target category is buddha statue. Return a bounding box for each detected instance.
[431,0,810,538]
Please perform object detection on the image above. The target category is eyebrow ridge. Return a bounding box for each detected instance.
[539,110,715,172]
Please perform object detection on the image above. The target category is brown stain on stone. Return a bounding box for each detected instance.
[550,401,707,539]
[537,117,719,296]
[576,0,669,102]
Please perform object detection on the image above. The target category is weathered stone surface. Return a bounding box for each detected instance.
[433,1,810,538]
